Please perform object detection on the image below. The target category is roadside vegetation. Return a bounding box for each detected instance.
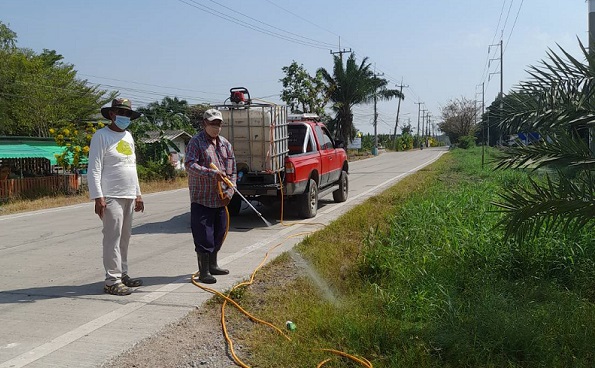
[0,177,188,215]
[219,147,594,367]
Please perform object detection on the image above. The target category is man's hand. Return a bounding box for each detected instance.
[134,196,144,213]
[215,171,227,183]
[222,194,232,207]
[94,197,106,219]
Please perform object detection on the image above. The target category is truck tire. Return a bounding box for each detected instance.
[227,194,242,216]
[298,179,318,218]
[332,170,348,203]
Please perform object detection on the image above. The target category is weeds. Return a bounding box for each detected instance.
[236,147,595,367]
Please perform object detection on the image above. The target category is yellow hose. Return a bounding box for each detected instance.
[199,149,370,366]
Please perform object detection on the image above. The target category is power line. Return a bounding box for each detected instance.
[176,0,332,50]
[79,73,228,97]
[504,0,524,53]
[206,0,336,48]
[263,0,341,39]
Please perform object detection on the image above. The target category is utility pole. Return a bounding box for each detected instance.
[392,79,408,149]
[415,102,423,148]
[372,70,384,156]
[426,113,431,147]
[330,37,352,62]
[420,109,427,149]
[489,39,503,144]
[477,82,486,168]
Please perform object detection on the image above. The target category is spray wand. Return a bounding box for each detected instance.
[210,163,272,227]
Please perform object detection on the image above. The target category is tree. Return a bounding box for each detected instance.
[0,22,114,137]
[136,96,194,132]
[187,103,210,129]
[280,61,328,117]
[0,21,17,50]
[492,40,595,241]
[317,53,404,144]
[438,97,479,144]
[49,121,105,170]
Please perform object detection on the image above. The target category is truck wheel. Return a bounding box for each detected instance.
[298,179,318,218]
[332,170,348,203]
[227,195,242,216]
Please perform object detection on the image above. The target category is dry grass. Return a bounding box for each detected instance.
[0,177,188,216]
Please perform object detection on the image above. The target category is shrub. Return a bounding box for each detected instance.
[458,135,476,149]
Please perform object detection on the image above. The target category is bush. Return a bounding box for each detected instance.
[137,159,178,181]
[457,135,476,149]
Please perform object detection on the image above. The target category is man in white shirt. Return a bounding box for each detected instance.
[88,98,144,296]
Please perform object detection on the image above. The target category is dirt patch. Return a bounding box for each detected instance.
[101,257,301,368]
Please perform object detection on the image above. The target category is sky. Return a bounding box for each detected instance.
[0,0,589,136]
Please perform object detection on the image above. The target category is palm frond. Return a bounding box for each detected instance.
[494,129,595,172]
[492,170,595,243]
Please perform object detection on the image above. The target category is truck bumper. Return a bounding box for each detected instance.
[237,184,279,196]
[283,181,307,196]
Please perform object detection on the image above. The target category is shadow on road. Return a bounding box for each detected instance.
[0,275,189,304]
[133,213,190,235]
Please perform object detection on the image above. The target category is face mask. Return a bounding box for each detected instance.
[205,124,221,138]
[114,115,131,130]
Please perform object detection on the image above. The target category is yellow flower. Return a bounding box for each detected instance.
[63,128,70,136]
[98,122,104,128]
[57,134,64,140]
[83,146,90,153]
[49,128,55,134]
[74,146,81,152]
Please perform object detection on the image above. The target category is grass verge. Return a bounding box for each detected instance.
[222,147,595,367]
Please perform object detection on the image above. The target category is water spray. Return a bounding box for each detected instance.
[210,163,272,227]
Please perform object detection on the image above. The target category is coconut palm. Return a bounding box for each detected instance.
[493,39,595,241]
[317,53,403,144]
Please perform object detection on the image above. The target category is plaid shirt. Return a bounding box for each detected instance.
[185,130,237,208]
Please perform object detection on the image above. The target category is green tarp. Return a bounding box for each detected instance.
[0,143,67,165]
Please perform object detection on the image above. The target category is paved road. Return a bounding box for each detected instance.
[0,148,447,368]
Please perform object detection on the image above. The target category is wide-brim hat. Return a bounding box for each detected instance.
[101,98,142,120]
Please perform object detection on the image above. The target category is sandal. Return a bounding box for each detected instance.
[104,283,132,296]
[122,274,143,287]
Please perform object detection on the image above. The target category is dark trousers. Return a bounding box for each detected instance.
[191,202,228,254]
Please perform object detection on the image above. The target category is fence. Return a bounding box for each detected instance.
[0,174,80,200]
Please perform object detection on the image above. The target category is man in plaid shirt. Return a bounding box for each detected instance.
[185,108,237,284]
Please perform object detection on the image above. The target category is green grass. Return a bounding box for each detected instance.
[224,147,595,367]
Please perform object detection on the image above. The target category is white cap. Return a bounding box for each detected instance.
[203,108,224,122]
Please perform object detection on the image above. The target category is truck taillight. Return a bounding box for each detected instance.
[285,161,295,174]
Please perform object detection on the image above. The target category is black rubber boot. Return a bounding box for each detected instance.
[196,252,216,284]
[209,252,229,275]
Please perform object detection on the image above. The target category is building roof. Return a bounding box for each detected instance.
[140,130,193,144]
[0,137,83,165]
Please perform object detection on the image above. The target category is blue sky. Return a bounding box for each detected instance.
[0,0,588,135]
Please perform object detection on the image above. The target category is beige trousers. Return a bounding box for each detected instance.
[102,197,134,286]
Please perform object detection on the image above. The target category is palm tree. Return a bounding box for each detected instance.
[493,40,595,241]
[317,53,403,144]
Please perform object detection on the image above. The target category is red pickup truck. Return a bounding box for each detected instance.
[219,103,349,219]
[282,113,349,218]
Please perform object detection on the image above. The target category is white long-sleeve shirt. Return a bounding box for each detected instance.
[87,126,141,200]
